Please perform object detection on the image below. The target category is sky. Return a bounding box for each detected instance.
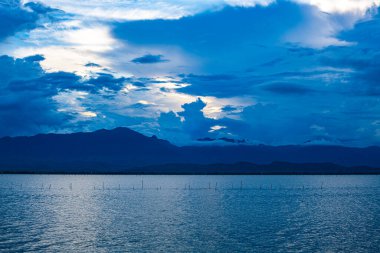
[1,0,380,146]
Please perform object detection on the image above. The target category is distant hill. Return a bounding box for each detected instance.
[1,127,380,174]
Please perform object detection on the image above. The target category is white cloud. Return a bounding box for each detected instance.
[209,125,227,132]
[284,2,372,48]
[22,0,275,20]
[10,23,119,75]
[22,0,380,22]
[293,0,380,13]
[62,26,117,52]
[13,45,112,75]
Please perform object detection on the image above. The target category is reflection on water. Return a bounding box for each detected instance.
[1,175,380,252]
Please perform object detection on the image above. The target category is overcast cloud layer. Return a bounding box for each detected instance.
[1,0,380,146]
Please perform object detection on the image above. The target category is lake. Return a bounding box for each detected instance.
[1,175,380,252]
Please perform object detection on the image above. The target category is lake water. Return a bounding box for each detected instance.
[1,175,380,252]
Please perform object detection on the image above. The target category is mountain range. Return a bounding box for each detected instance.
[1,127,380,174]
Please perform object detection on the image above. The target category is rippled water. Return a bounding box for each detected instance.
[1,175,380,252]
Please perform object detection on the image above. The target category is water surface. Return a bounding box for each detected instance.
[1,175,380,252]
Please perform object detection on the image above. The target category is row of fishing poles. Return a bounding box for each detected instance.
[3,180,338,191]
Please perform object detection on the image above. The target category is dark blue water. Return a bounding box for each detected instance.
[1,175,380,252]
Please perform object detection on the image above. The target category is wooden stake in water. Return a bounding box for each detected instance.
[240,180,243,190]
[209,182,211,190]
[69,183,72,190]
[102,182,105,191]
[118,184,121,190]
[141,179,144,190]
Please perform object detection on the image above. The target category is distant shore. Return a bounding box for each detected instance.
[2,162,380,175]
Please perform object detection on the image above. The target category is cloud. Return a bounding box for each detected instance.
[22,0,380,22]
[131,54,169,64]
[23,54,45,62]
[261,82,316,95]
[85,62,101,67]
[86,73,126,92]
[294,0,380,13]
[23,1,58,14]
[0,0,38,41]
[0,55,71,136]
[2,1,380,147]
[113,3,301,56]
[158,98,215,143]
[0,54,44,87]
[320,7,380,96]
[0,54,245,141]
[0,55,128,136]
[23,0,275,21]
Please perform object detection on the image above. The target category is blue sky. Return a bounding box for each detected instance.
[1,0,380,146]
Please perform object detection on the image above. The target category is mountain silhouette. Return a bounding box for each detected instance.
[1,127,380,174]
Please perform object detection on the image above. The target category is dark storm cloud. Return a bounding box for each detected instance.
[0,0,38,40]
[0,55,44,87]
[0,55,133,137]
[86,73,126,92]
[0,55,71,136]
[113,2,308,77]
[24,54,45,62]
[85,62,101,67]
[0,0,60,41]
[221,105,239,112]
[24,1,57,14]
[113,3,302,53]
[131,54,169,64]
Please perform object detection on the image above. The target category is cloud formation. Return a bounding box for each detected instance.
[0,0,38,41]
[131,54,169,64]
[1,1,380,146]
